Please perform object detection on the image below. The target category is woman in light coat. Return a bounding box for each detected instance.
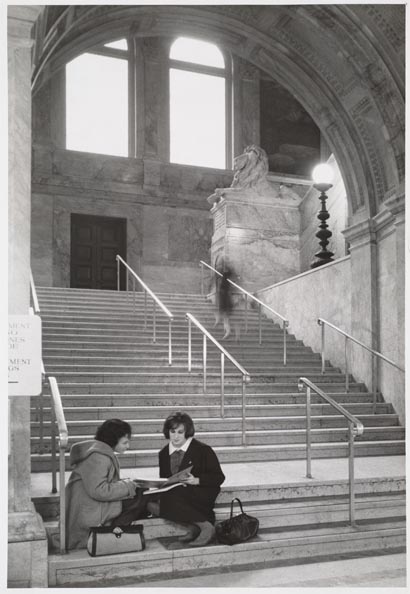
[65,419,144,550]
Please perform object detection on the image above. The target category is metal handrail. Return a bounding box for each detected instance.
[29,271,40,313]
[186,313,251,444]
[48,376,68,555]
[318,318,404,410]
[116,255,174,365]
[29,274,45,455]
[200,260,289,365]
[298,377,364,526]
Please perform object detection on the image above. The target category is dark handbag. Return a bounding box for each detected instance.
[215,497,259,545]
[87,525,145,557]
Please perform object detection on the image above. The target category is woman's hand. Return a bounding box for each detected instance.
[182,473,200,486]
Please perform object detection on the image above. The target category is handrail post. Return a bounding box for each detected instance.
[348,421,356,526]
[371,353,378,414]
[133,277,135,312]
[168,319,172,366]
[241,375,247,445]
[59,445,66,554]
[188,318,192,372]
[200,262,204,296]
[258,303,262,345]
[116,257,120,291]
[220,353,225,418]
[152,301,156,343]
[345,335,349,392]
[126,270,129,296]
[306,385,312,479]
[283,322,287,366]
[244,294,248,334]
[39,388,44,455]
[320,320,325,374]
[144,290,147,330]
[50,402,57,494]
[203,334,207,394]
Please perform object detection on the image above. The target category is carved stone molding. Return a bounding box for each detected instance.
[236,57,259,81]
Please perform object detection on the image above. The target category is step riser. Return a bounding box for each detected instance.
[31,392,377,407]
[33,478,407,521]
[30,415,398,432]
[47,528,406,587]
[45,501,406,553]
[31,442,406,471]
[41,384,372,396]
[31,428,405,453]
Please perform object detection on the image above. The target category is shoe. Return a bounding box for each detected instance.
[177,524,200,542]
[188,522,215,547]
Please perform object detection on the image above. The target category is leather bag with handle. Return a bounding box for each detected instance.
[87,525,145,557]
[215,497,259,545]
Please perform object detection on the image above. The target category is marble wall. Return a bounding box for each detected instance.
[256,257,352,373]
[31,148,219,292]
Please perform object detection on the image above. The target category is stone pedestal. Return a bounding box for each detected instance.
[208,188,301,292]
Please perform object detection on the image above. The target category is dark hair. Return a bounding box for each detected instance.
[162,412,195,439]
[95,419,132,448]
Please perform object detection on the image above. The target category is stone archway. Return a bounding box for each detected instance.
[32,5,404,222]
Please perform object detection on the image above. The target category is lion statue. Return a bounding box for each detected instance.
[207,144,302,205]
[230,145,269,189]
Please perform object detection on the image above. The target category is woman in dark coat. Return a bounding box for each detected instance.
[157,411,225,547]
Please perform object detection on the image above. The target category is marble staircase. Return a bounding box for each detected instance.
[31,287,405,471]
[31,287,406,586]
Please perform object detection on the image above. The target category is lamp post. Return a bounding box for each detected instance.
[310,163,335,269]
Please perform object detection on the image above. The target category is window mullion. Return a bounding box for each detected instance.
[169,59,225,78]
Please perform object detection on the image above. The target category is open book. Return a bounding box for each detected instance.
[133,466,193,495]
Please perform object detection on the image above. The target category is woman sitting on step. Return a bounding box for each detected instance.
[148,411,225,548]
[65,419,148,550]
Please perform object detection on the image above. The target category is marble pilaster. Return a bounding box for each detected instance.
[8,5,48,588]
[342,219,378,393]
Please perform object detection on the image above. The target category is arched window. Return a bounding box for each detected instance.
[65,40,128,156]
[169,37,229,169]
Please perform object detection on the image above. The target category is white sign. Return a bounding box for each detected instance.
[8,315,42,396]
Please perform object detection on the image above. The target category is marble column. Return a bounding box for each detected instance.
[208,188,301,292]
[8,6,48,588]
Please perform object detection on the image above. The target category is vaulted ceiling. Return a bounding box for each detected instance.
[30,4,405,219]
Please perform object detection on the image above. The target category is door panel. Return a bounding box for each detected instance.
[71,214,126,290]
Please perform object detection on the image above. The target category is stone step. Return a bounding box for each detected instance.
[31,440,405,471]
[31,402,393,421]
[43,365,341,376]
[32,476,407,521]
[43,492,406,553]
[43,355,325,367]
[30,426,405,453]
[29,413,400,434]
[42,344,313,356]
[47,518,406,587]
[41,381,368,395]
[40,372,351,385]
[41,333,295,346]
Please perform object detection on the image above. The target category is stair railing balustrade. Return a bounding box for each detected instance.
[29,272,45,454]
[30,273,69,554]
[116,255,174,365]
[200,261,289,365]
[48,376,69,555]
[318,318,405,413]
[186,313,251,445]
[298,377,364,527]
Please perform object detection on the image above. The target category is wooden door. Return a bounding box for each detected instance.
[70,214,126,290]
